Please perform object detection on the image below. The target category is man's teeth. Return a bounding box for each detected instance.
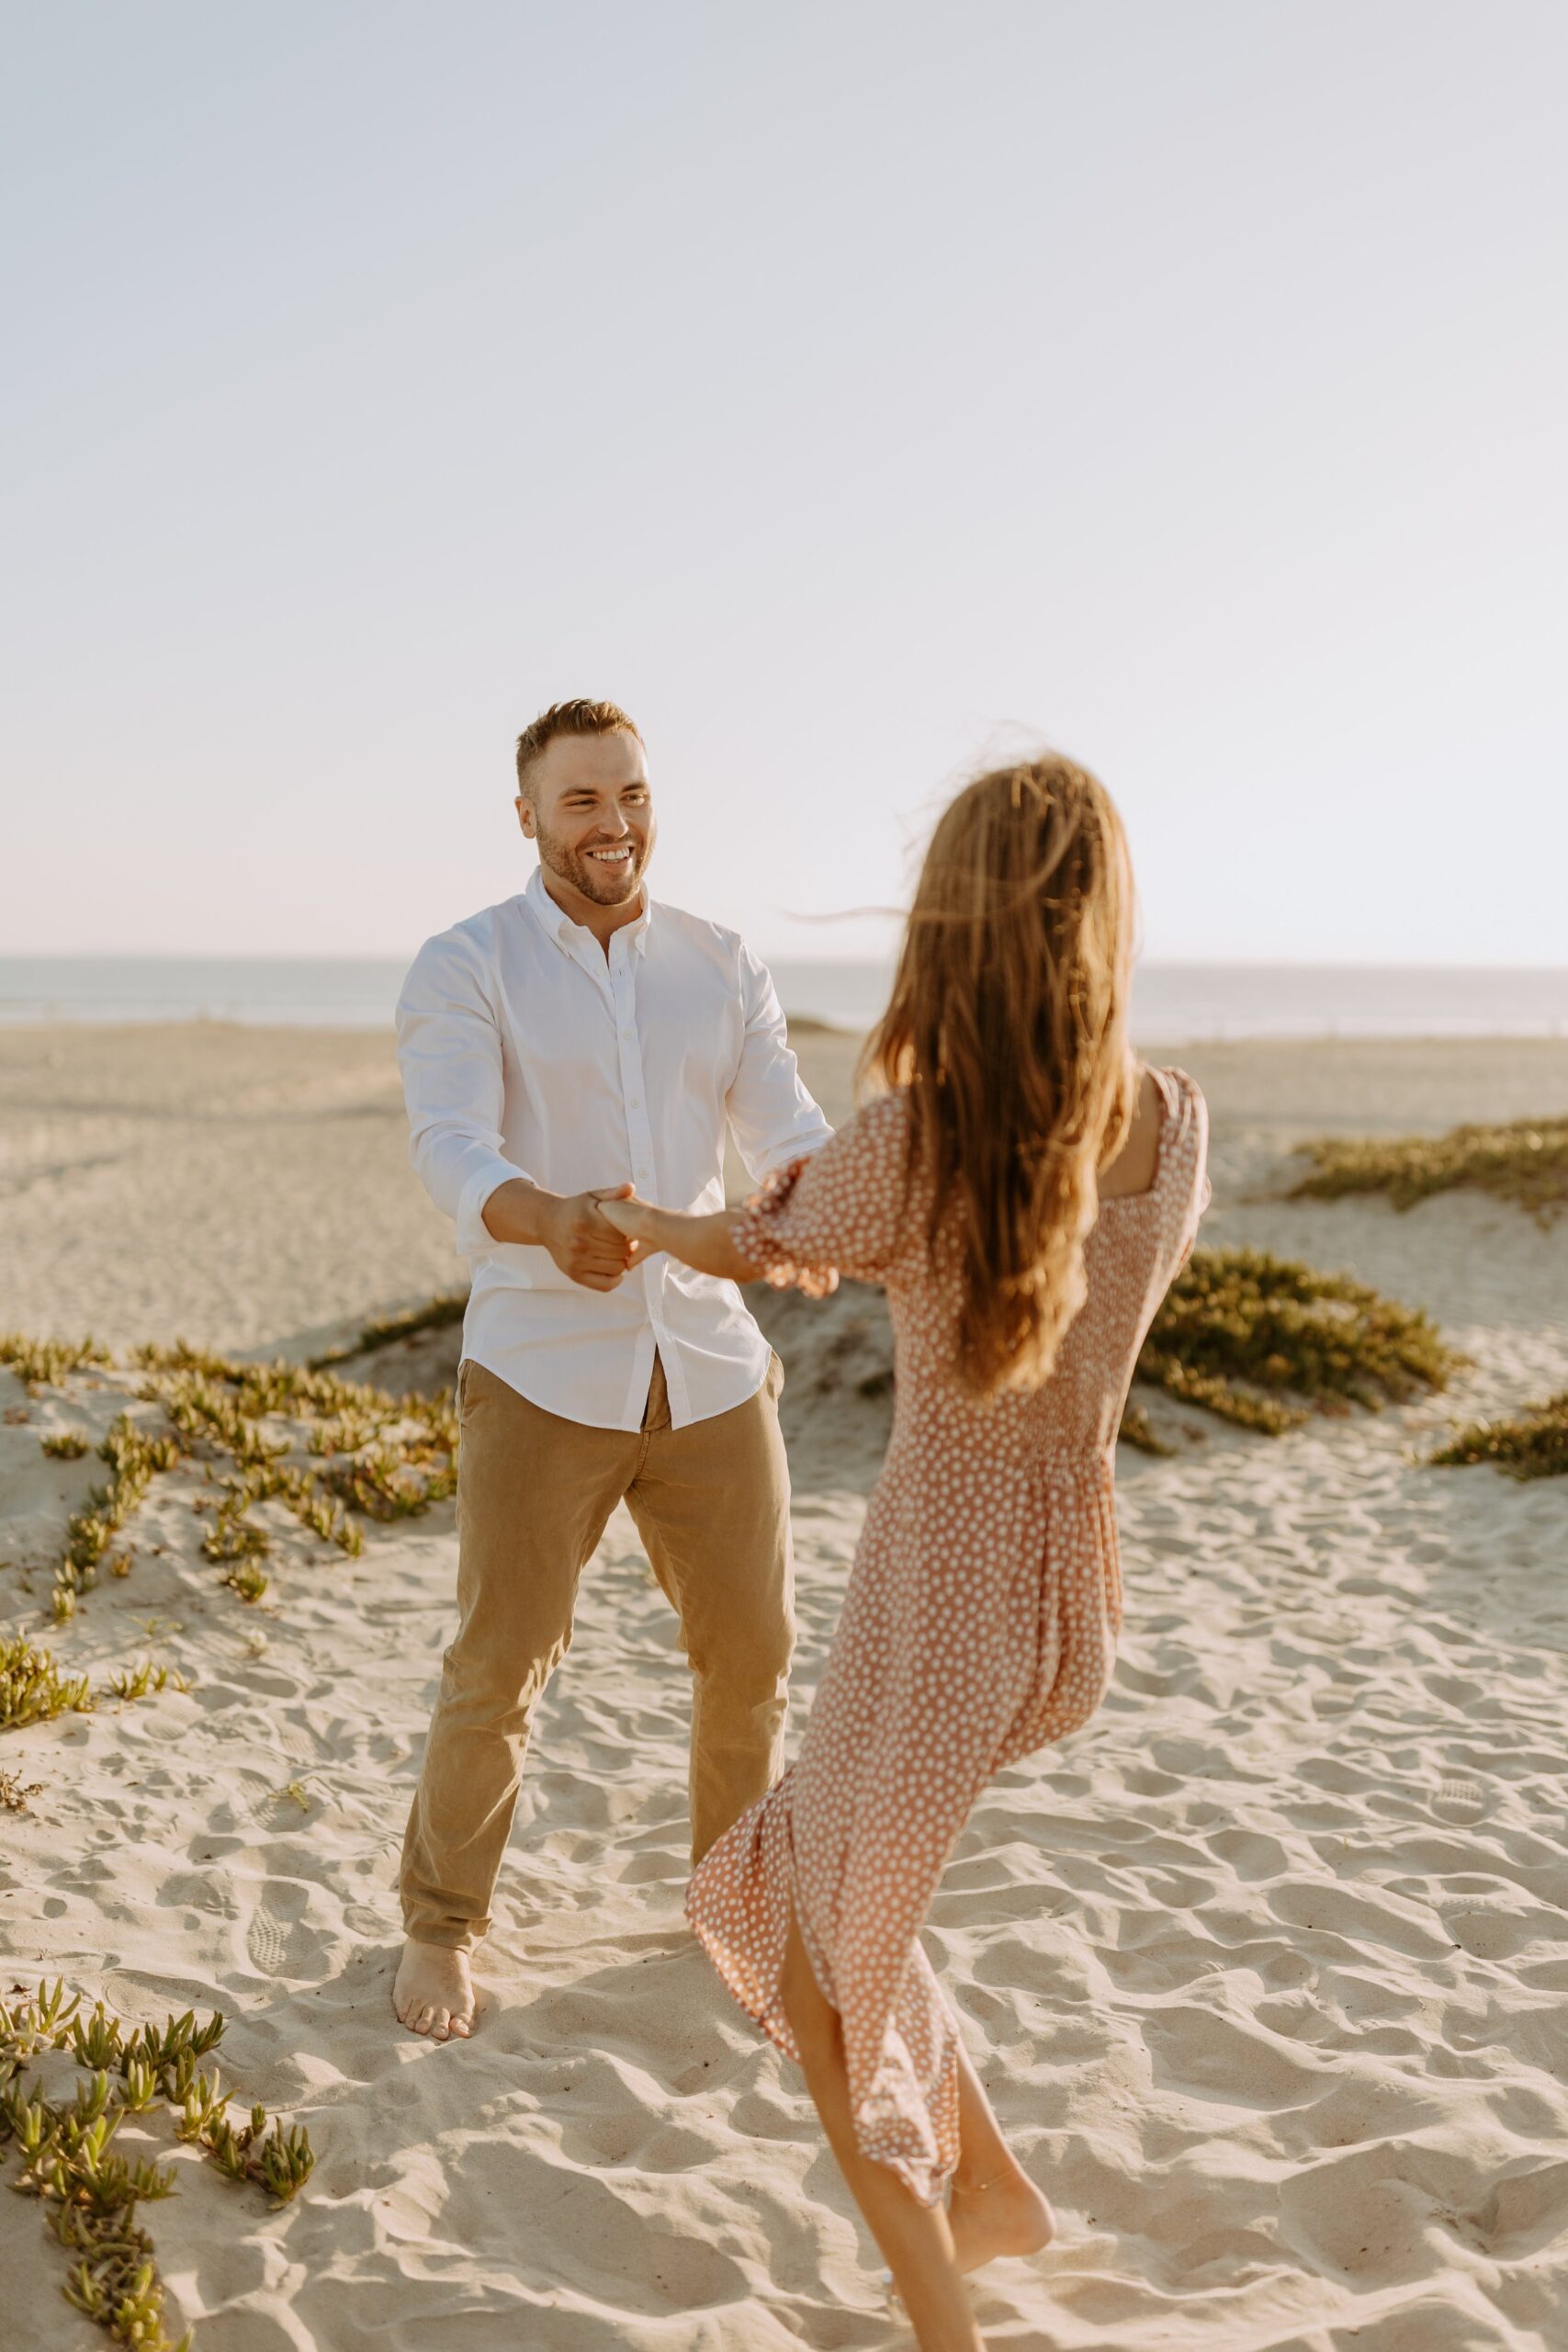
[590,848,633,862]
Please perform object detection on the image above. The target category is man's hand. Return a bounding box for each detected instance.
[480,1177,644,1290]
[596,1193,770,1283]
[539,1184,641,1290]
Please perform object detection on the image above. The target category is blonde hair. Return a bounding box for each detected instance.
[514,698,643,791]
[863,754,1138,1397]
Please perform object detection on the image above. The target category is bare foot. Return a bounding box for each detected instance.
[948,2166,1055,2273]
[393,1939,476,2041]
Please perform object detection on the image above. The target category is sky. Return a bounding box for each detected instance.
[3,1,1564,967]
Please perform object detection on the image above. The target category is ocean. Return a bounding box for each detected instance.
[2,956,1566,1041]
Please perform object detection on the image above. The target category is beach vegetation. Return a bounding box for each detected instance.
[2,1336,455,1619]
[1116,1400,1179,1456]
[1132,1247,1464,1435]
[222,1562,270,1603]
[1,1985,314,2351]
[1285,1114,1568,1224]
[308,1289,468,1367]
[106,1660,189,1705]
[1,1766,44,1811]
[55,1417,185,1612]
[41,1430,91,1459]
[1,1634,93,1732]
[0,1335,111,1394]
[145,1354,446,1573]
[1430,1390,1568,1480]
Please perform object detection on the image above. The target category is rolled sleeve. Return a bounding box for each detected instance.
[452,1150,528,1260]
[396,933,536,1261]
[726,942,835,1182]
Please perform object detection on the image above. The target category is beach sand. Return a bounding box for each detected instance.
[2,1023,1566,2349]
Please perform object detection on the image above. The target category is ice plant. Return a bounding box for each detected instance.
[3,1986,314,2346]
[1286,1113,1568,1225]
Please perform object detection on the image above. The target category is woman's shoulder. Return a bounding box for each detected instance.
[1145,1064,1210,1200]
[1145,1063,1208,1136]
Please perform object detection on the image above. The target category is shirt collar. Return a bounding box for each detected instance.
[524,863,652,959]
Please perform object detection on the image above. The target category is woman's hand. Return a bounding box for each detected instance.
[591,1192,761,1283]
[593,1192,655,1243]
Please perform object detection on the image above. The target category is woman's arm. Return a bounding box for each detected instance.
[598,1197,761,1283]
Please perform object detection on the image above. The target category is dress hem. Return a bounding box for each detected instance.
[684,1853,956,2211]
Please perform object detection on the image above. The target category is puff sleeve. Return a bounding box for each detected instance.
[729,1091,913,1294]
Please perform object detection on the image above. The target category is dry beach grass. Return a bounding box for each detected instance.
[1,1023,1566,2350]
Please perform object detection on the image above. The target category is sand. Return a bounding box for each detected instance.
[2,1023,1566,2350]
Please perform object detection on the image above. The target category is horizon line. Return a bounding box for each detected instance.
[4,951,1568,977]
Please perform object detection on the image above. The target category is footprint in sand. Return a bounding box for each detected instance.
[1432,1778,1486,1825]
[246,1883,321,1979]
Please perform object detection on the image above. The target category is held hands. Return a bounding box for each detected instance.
[594,1193,657,1247]
[540,1184,645,1292]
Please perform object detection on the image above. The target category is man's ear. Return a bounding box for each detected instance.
[515,795,536,839]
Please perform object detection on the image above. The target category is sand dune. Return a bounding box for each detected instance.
[2,1025,1566,2348]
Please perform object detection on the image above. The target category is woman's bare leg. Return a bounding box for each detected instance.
[779,1903,983,2352]
[948,2040,1055,2273]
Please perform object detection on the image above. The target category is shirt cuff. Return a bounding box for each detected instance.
[754,1123,834,1182]
[456,1157,530,1260]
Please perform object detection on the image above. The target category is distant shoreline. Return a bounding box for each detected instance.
[4,1016,1566,1048]
[6,956,1565,1041]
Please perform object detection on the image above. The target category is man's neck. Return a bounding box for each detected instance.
[539,865,648,958]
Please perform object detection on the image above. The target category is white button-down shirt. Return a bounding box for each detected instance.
[396,866,833,1431]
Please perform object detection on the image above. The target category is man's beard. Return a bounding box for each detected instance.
[536,822,647,906]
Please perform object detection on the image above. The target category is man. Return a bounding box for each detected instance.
[392,698,831,2041]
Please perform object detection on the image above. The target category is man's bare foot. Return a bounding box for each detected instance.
[948,2165,1055,2273]
[393,1939,476,2041]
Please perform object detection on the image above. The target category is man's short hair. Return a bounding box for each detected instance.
[514,699,644,793]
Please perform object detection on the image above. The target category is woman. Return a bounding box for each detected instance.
[600,755,1209,2351]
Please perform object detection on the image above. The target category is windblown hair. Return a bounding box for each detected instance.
[514,698,643,791]
[863,754,1139,1398]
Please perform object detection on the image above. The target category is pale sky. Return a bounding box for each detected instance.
[3,1,1564,966]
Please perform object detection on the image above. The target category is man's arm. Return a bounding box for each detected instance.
[725,942,835,1182]
[396,933,636,1292]
[479,1177,638,1290]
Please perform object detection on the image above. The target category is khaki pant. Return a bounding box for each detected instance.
[400,1350,795,1950]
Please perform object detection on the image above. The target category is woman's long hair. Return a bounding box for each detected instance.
[863,754,1138,1398]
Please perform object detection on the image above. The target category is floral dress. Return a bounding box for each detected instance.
[686,1066,1211,2203]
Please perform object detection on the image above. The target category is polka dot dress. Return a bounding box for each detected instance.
[686,1066,1211,2206]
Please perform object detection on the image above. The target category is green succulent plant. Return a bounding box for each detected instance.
[1286,1113,1568,1224]
[0,1334,112,1393]
[1130,1247,1463,1437]
[4,1984,314,2349]
[1430,1389,1568,1480]
[1,1635,94,1733]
